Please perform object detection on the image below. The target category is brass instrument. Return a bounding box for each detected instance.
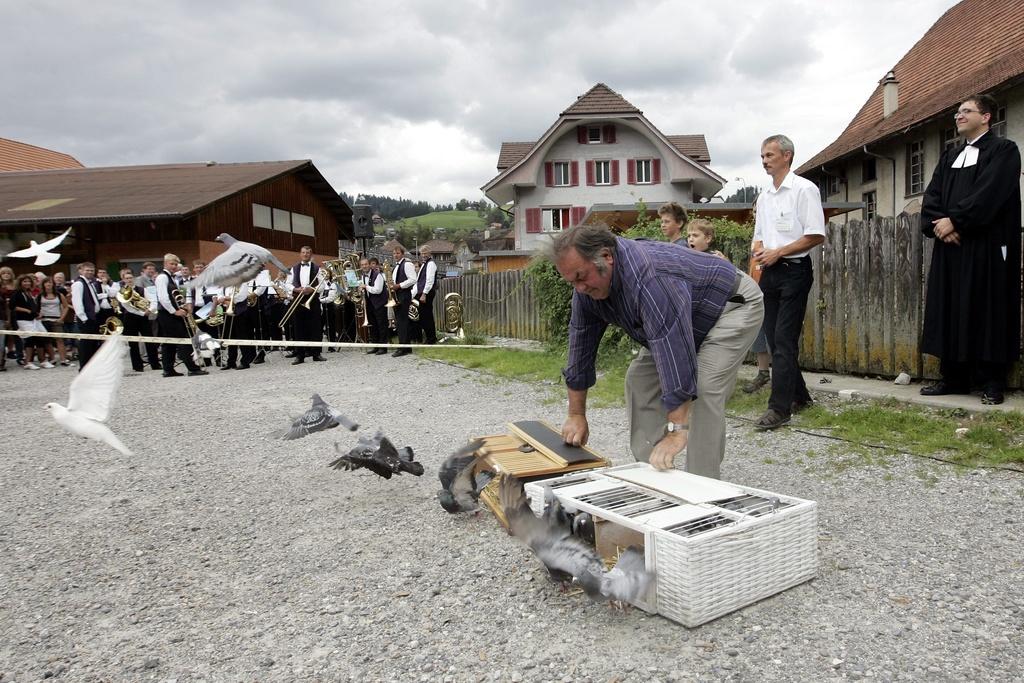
[172,288,200,338]
[101,315,123,335]
[278,260,339,330]
[443,292,465,339]
[382,261,397,330]
[205,306,225,328]
[116,284,150,314]
[408,298,421,322]
[224,286,238,317]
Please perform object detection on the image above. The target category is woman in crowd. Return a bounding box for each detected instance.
[38,277,69,366]
[11,274,46,369]
[1,266,24,365]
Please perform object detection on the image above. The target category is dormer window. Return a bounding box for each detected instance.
[587,126,603,144]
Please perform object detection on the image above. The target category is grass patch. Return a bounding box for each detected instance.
[798,401,1024,468]
[393,210,487,231]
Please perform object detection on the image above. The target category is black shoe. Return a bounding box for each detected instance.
[391,350,409,357]
[755,409,791,431]
[365,348,378,355]
[791,399,813,414]
[253,353,266,364]
[312,355,326,362]
[221,364,237,371]
[291,358,304,365]
[132,366,145,373]
[375,349,389,355]
[151,363,162,371]
[238,364,250,370]
[981,388,1005,405]
[919,381,967,396]
[328,348,337,353]
[188,369,209,376]
[163,370,184,377]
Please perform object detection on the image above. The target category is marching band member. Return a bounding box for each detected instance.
[362,257,389,355]
[190,260,223,366]
[221,281,257,370]
[155,253,207,378]
[320,274,343,350]
[263,271,291,356]
[389,244,416,357]
[290,245,326,364]
[117,268,153,372]
[70,261,103,369]
[250,271,270,364]
[411,246,438,345]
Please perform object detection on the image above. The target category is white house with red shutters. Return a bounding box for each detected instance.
[481,83,726,252]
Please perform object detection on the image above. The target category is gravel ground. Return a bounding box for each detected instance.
[1,349,1022,682]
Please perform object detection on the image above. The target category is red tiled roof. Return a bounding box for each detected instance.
[420,239,454,254]
[666,135,710,163]
[0,137,83,172]
[560,83,641,116]
[497,142,535,170]
[799,0,1024,173]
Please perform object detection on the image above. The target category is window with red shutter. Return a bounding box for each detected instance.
[544,162,554,187]
[571,206,586,226]
[570,161,579,187]
[577,126,587,144]
[611,159,620,185]
[603,124,616,144]
[652,159,662,184]
[626,159,636,185]
[586,160,595,186]
[525,208,541,233]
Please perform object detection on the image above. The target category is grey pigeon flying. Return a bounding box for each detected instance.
[437,439,493,513]
[276,394,358,440]
[186,233,291,290]
[328,435,423,479]
[499,476,654,606]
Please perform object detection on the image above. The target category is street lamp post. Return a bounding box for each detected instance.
[735,177,748,204]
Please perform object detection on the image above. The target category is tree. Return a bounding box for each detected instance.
[724,186,759,204]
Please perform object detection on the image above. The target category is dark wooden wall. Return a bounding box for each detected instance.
[196,173,345,255]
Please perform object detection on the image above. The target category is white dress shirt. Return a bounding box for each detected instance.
[395,259,416,290]
[753,171,826,257]
[71,277,101,322]
[363,270,384,295]
[155,271,181,314]
[412,260,438,298]
[298,262,314,288]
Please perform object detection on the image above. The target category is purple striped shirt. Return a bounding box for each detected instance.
[562,237,738,410]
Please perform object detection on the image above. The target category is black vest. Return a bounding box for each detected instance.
[161,270,180,311]
[365,270,387,308]
[78,276,98,320]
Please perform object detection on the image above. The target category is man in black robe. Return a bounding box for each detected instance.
[920,93,1021,405]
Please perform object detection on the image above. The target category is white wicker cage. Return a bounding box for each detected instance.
[524,463,817,627]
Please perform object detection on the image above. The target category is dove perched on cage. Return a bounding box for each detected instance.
[44,334,132,456]
[437,439,493,513]
[275,394,359,440]
[5,227,72,266]
[185,233,290,290]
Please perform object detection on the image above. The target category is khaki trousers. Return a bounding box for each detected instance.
[625,273,764,479]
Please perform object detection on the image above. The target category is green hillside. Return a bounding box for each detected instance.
[391,210,488,231]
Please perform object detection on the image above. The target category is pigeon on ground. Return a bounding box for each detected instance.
[5,227,72,266]
[499,476,653,605]
[437,439,493,513]
[186,233,290,290]
[44,334,132,455]
[276,394,359,440]
[328,435,423,479]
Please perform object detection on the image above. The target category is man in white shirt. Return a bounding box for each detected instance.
[752,134,825,430]
[289,245,326,364]
[155,253,207,377]
[411,246,438,345]
[70,261,102,369]
[389,245,417,357]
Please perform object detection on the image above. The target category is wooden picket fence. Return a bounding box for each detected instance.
[434,270,548,340]
[802,212,1023,387]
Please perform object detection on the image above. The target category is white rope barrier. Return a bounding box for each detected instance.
[1,328,497,350]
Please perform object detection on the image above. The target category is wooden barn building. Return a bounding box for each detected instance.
[0,160,351,276]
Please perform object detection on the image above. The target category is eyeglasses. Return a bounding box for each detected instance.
[953,108,982,118]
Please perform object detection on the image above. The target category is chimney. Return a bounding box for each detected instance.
[881,71,899,118]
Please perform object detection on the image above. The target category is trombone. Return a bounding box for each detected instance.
[278,262,336,330]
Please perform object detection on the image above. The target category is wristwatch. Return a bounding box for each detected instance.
[665,422,689,434]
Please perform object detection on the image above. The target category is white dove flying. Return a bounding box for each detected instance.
[186,232,291,290]
[44,334,133,456]
[5,227,72,266]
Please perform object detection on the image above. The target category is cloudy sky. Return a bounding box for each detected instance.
[2,0,960,204]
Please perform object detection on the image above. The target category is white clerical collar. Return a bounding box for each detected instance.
[952,132,987,169]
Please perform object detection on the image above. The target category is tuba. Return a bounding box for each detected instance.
[117,284,151,314]
[443,293,465,339]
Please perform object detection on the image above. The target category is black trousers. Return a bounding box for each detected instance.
[369,304,389,349]
[225,309,257,367]
[77,319,100,370]
[418,293,437,344]
[394,293,412,351]
[939,359,1007,392]
[760,258,813,416]
[293,302,323,360]
[263,302,285,344]
[157,311,200,373]
[121,312,149,371]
